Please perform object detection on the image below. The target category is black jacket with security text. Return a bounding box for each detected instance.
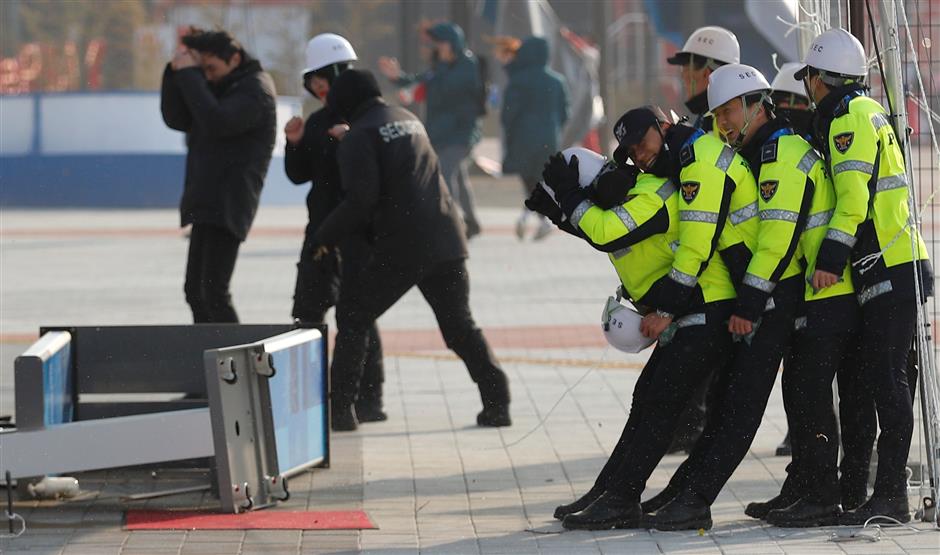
[314,72,466,265]
[160,59,277,241]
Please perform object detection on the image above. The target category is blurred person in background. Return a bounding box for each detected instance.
[282,33,386,423]
[493,35,569,241]
[160,28,276,323]
[378,21,485,239]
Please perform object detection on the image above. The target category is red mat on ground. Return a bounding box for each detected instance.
[125,510,376,530]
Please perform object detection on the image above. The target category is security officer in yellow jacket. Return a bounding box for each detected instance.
[643,65,811,530]
[664,26,741,453]
[793,28,932,524]
[528,149,713,524]
[539,106,756,530]
[667,26,740,136]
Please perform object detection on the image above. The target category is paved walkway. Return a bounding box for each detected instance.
[1,193,938,554]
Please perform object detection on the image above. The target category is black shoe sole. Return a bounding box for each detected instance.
[562,517,642,530]
[356,411,388,423]
[744,506,768,519]
[767,514,841,528]
[653,517,713,531]
[554,504,589,520]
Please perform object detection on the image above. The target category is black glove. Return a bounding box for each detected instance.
[524,185,563,225]
[541,152,581,203]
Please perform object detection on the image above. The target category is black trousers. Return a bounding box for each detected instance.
[674,281,800,504]
[184,223,241,323]
[292,226,341,323]
[782,324,859,504]
[600,301,736,501]
[293,231,385,407]
[330,255,508,409]
[845,294,917,498]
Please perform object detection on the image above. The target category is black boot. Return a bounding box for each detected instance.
[641,484,679,514]
[477,404,511,427]
[744,491,801,519]
[841,488,868,512]
[650,490,712,531]
[839,496,910,525]
[561,492,642,530]
[331,402,358,432]
[554,485,604,520]
[355,398,388,423]
[766,498,842,527]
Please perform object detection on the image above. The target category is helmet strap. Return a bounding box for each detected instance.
[731,95,766,149]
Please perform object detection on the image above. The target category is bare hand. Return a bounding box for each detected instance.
[284,116,304,144]
[327,123,350,141]
[641,313,673,340]
[728,315,753,336]
[377,56,401,80]
[812,270,840,291]
[171,46,199,70]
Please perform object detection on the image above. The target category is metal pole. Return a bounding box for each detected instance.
[878,0,940,524]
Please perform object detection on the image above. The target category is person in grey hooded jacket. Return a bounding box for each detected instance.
[378,22,484,238]
[499,35,569,240]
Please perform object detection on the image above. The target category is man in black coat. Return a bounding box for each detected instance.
[160,29,276,322]
[315,69,511,431]
[282,34,385,422]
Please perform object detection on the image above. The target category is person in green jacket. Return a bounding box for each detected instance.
[379,22,484,238]
[794,27,932,525]
[538,106,755,530]
[648,64,836,530]
[499,35,569,241]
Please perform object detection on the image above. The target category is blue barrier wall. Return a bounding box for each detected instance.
[0,92,307,208]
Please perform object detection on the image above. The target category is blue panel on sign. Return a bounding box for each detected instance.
[268,337,327,474]
[44,344,73,426]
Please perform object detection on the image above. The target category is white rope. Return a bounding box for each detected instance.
[896,0,940,526]
[500,346,612,449]
[0,511,26,539]
[908,93,940,126]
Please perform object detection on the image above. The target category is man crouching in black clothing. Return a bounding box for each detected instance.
[313,69,511,432]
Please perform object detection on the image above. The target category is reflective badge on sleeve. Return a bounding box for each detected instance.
[833,132,855,154]
[759,180,779,202]
[680,181,700,203]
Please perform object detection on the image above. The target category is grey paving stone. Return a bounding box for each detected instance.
[4,205,937,554]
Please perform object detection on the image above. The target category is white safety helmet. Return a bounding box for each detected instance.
[667,26,740,67]
[602,296,655,354]
[771,62,809,99]
[707,63,772,111]
[794,28,867,82]
[303,33,358,75]
[539,147,610,203]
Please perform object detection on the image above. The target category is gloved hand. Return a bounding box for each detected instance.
[541,152,581,203]
[524,185,563,225]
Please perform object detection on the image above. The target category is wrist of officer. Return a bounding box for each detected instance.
[655,309,674,320]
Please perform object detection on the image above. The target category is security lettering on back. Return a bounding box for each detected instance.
[680,181,700,203]
[379,120,426,143]
[759,180,779,202]
[833,132,854,154]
